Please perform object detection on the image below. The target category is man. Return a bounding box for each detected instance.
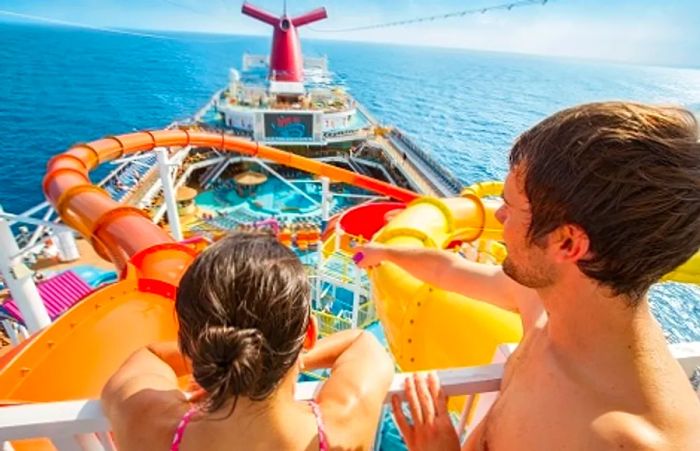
[356,102,700,450]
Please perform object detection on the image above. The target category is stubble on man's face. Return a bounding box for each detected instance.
[502,244,555,289]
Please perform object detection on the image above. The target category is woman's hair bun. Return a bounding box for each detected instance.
[191,326,265,412]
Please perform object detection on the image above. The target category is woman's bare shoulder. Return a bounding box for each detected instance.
[109,388,189,450]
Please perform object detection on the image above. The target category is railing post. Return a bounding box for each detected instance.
[0,205,51,333]
[156,147,183,242]
[54,230,80,262]
[351,262,360,328]
[320,176,331,221]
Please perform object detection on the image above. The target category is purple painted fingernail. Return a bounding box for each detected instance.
[353,252,364,264]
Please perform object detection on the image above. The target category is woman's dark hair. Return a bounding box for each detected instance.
[175,232,311,413]
[510,101,700,301]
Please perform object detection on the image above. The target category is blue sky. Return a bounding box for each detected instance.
[2,0,700,67]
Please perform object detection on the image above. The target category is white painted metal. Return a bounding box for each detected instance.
[74,433,106,451]
[0,320,26,346]
[155,148,183,242]
[334,221,342,251]
[669,341,700,378]
[2,344,699,447]
[253,159,320,206]
[25,207,57,250]
[203,157,231,190]
[459,343,517,438]
[52,435,91,451]
[0,366,503,444]
[320,176,330,221]
[0,206,51,333]
[95,431,116,451]
[0,212,72,233]
[54,230,80,262]
[351,263,361,328]
[0,399,108,442]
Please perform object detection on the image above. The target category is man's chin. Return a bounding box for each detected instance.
[502,258,517,281]
[502,258,549,288]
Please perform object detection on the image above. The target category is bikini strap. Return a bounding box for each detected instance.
[308,401,330,451]
[170,406,197,451]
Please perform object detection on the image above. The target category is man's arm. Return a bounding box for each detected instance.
[355,243,537,316]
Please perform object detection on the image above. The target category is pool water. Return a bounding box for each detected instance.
[195,177,359,221]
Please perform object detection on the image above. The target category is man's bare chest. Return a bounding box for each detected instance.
[479,338,597,449]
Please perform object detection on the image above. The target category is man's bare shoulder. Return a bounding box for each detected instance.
[591,410,699,450]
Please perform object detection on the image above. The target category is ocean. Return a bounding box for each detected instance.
[1,22,699,342]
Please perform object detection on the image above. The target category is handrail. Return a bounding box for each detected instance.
[389,128,462,194]
[1,343,698,446]
[0,364,504,444]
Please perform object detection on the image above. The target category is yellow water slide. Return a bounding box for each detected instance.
[367,190,523,372]
[365,181,700,373]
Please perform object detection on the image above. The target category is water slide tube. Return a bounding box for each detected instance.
[361,179,700,373]
[0,129,420,408]
[337,192,524,372]
[662,256,700,284]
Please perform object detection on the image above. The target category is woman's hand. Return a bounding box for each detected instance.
[353,243,386,269]
[392,372,461,451]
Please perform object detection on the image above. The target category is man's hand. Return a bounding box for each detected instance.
[353,243,386,269]
[392,372,461,451]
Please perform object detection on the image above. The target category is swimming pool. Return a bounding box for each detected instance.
[196,177,364,222]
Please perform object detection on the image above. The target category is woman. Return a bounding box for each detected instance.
[102,232,394,450]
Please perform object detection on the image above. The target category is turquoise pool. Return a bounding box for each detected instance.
[196,177,361,221]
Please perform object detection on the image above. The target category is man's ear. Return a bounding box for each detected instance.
[552,224,590,263]
[303,315,318,350]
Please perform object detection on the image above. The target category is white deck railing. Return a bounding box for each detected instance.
[1,343,698,450]
[0,364,503,449]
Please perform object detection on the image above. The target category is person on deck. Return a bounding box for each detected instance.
[103,232,394,450]
[356,102,700,450]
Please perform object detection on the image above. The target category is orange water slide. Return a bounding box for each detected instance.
[0,130,419,404]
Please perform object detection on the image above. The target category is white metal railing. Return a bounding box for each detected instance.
[1,343,698,450]
[0,362,504,449]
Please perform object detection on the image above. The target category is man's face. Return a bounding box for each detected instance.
[495,169,557,288]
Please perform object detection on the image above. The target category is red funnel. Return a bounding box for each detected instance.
[242,2,327,83]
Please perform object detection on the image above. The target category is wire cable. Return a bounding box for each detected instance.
[308,0,553,33]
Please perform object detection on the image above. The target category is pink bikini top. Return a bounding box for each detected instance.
[170,401,329,451]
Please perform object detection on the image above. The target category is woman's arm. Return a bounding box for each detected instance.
[307,329,395,447]
[101,342,190,423]
[302,329,365,370]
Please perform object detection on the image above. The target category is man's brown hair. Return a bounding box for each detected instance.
[510,101,700,301]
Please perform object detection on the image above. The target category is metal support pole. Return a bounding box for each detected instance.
[320,176,330,221]
[156,148,183,242]
[351,262,361,328]
[0,205,51,333]
[54,230,80,262]
[315,247,324,310]
[334,222,342,252]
